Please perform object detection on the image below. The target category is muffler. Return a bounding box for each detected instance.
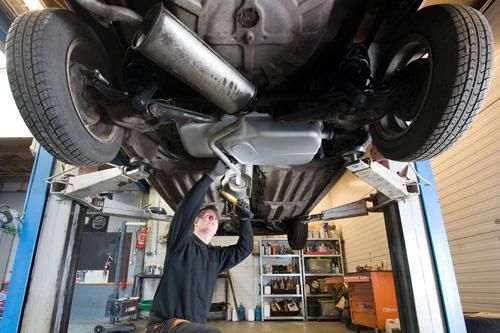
[132,4,256,114]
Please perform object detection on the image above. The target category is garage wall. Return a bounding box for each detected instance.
[142,189,173,300]
[105,190,147,281]
[310,172,392,273]
[429,2,500,314]
[211,236,262,311]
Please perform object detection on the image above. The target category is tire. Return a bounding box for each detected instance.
[287,220,308,250]
[94,325,106,333]
[6,10,124,166]
[370,5,493,161]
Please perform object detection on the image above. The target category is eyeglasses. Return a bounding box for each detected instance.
[201,213,219,222]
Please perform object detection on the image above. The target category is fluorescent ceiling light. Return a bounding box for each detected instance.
[24,0,44,10]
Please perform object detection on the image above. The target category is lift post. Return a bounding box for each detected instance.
[0,147,57,332]
[383,159,465,333]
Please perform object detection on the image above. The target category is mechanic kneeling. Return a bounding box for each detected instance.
[147,161,254,333]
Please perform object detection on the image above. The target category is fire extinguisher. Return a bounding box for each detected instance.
[136,227,148,249]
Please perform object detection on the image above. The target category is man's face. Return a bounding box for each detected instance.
[195,209,219,235]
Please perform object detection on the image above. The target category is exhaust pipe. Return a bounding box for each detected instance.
[132,4,256,114]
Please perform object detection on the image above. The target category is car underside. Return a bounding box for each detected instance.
[4,0,493,248]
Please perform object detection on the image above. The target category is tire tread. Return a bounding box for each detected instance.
[6,10,121,165]
[372,4,493,161]
[410,5,492,160]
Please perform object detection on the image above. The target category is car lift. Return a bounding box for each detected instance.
[0,146,466,333]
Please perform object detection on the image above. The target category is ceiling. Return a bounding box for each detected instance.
[0,138,34,183]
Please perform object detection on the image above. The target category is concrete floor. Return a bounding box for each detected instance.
[211,321,353,332]
[69,320,354,333]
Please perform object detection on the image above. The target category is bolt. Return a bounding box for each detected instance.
[243,31,256,45]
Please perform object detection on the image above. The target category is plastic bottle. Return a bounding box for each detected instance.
[247,308,255,321]
[255,304,262,321]
[279,279,285,290]
[263,303,271,318]
[232,307,238,321]
[227,304,233,321]
[238,303,246,321]
[332,227,338,240]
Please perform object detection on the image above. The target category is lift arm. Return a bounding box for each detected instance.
[306,154,420,223]
[48,163,170,221]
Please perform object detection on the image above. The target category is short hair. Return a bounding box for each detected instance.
[197,204,220,220]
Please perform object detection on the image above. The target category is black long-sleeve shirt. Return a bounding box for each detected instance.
[149,174,253,325]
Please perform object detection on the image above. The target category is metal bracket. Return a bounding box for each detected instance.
[345,158,419,200]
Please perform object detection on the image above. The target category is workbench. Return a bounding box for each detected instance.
[132,273,162,299]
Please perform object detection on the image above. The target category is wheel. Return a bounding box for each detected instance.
[370,5,493,161]
[94,325,106,333]
[0,210,13,225]
[6,10,124,166]
[286,220,308,250]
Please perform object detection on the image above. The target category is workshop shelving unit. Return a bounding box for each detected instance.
[259,239,305,321]
[301,238,344,321]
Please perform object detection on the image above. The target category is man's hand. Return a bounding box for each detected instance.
[207,160,227,180]
[235,201,254,221]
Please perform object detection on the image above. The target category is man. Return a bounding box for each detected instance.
[147,161,254,333]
